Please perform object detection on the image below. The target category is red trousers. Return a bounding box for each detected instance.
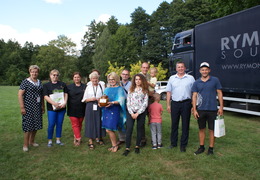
[69,117,84,140]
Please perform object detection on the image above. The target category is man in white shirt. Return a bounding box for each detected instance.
[166,61,195,152]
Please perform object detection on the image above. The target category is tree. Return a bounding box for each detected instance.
[168,0,214,34]
[5,65,27,85]
[129,61,168,80]
[141,2,173,68]
[106,16,120,35]
[34,45,68,80]
[105,61,125,76]
[130,7,151,50]
[79,20,106,77]
[0,40,32,85]
[81,20,106,49]
[21,41,38,69]
[106,26,139,68]
[48,35,77,56]
[210,0,260,18]
[129,61,142,77]
[141,25,169,67]
[92,27,112,80]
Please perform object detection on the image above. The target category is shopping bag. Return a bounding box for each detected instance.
[214,116,225,137]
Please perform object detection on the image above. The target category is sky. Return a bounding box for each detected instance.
[0,0,171,50]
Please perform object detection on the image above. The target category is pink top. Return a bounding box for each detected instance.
[148,102,163,123]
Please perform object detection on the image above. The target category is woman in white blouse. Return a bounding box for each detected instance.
[82,72,106,150]
[123,74,149,156]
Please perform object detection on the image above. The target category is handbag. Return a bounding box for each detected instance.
[214,115,225,138]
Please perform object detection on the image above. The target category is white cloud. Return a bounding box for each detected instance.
[67,26,89,50]
[96,14,111,23]
[43,0,63,4]
[0,24,86,51]
[0,24,57,46]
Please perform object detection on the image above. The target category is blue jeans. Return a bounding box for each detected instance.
[47,110,66,139]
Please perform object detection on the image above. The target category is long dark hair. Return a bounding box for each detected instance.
[129,74,148,94]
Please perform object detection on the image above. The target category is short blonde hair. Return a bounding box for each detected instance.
[50,69,59,75]
[29,65,40,72]
[89,72,99,79]
[150,67,158,73]
[107,72,120,87]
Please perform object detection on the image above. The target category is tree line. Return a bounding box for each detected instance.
[0,0,258,85]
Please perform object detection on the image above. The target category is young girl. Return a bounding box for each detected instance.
[123,74,149,156]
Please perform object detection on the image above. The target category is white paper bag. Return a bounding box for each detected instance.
[214,116,225,138]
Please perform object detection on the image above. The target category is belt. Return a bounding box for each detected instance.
[172,99,191,103]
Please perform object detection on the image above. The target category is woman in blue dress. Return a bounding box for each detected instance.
[101,72,126,152]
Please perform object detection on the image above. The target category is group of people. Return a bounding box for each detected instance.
[18,61,223,156]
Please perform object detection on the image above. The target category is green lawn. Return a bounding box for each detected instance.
[0,86,259,180]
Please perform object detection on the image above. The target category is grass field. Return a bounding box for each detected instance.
[0,86,259,180]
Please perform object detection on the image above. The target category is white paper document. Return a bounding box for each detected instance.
[49,92,65,110]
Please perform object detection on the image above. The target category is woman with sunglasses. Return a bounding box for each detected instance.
[43,69,68,147]
[101,72,126,152]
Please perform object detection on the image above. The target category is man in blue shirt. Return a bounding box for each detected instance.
[166,61,195,152]
[192,62,223,155]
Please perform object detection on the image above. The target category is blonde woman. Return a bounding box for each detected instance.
[100,72,126,152]
[18,65,45,152]
[43,69,68,147]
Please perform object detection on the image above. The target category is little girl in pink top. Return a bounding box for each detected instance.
[148,93,163,149]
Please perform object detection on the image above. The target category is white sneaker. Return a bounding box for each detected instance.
[56,141,64,146]
[30,143,39,147]
[23,147,28,152]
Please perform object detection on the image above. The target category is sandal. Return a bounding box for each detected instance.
[111,145,119,153]
[74,139,80,146]
[99,140,104,145]
[88,144,94,150]
[88,139,94,149]
[108,145,119,152]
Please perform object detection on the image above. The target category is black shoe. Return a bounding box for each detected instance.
[152,146,157,150]
[140,141,146,147]
[122,149,130,156]
[207,149,214,155]
[194,147,205,155]
[180,147,186,152]
[135,147,140,154]
[168,145,177,149]
[157,144,163,149]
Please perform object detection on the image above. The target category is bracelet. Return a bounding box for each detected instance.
[112,101,114,104]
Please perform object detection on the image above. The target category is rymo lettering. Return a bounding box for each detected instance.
[221,31,259,59]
